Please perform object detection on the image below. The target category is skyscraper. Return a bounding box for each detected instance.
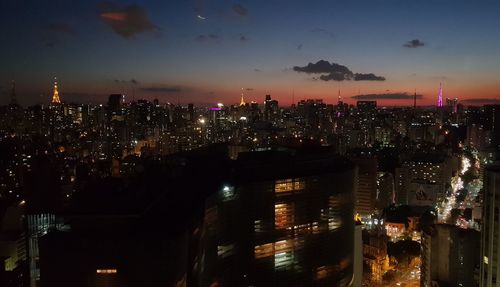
[421,224,480,287]
[480,165,500,287]
[351,157,378,218]
[198,149,356,287]
[107,94,124,114]
[483,105,500,151]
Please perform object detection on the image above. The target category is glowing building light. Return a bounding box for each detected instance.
[96,269,117,274]
[51,77,61,104]
[437,83,443,107]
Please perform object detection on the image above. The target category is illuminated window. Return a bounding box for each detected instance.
[96,269,117,274]
[255,243,273,259]
[274,251,293,270]
[275,179,305,193]
[274,240,294,270]
[275,203,294,229]
[328,195,344,230]
[217,244,235,258]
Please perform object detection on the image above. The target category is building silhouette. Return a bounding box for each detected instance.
[480,165,500,287]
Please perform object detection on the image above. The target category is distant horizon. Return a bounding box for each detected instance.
[1,1,500,107]
[5,88,499,108]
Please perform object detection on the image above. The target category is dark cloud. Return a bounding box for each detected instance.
[100,4,157,38]
[297,44,303,50]
[45,22,77,36]
[461,98,500,104]
[319,72,350,81]
[354,73,386,81]
[239,35,248,41]
[232,4,248,16]
[141,86,182,93]
[293,60,350,74]
[293,60,385,82]
[310,28,334,38]
[352,93,423,100]
[403,39,425,48]
[254,69,261,72]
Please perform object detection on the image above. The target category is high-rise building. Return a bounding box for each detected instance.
[483,105,500,151]
[33,146,356,287]
[353,222,363,287]
[107,94,124,114]
[376,172,394,210]
[197,149,356,287]
[480,165,500,287]
[264,94,279,122]
[395,154,452,205]
[421,224,480,287]
[352,157,378,218]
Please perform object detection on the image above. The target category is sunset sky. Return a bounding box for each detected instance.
[1,0,500,106]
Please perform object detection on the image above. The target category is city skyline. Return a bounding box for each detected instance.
[1,0,500,106]
[3,2,500,286]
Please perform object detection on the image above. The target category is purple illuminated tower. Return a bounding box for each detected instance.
[437,83,443,107]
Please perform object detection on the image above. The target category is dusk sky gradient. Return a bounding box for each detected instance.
[1,0,500,106]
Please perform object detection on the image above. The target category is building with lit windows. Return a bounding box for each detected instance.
[197,149,356,287]
[480,165,500,287]
[32,145,356,287]
[395,154,453,205]
[351,157,378,219]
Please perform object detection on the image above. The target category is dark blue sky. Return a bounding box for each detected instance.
[1,0,500,106]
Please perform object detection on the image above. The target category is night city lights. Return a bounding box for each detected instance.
[1,1,500,287]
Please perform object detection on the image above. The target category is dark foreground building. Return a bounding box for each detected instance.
[36,146,356,287]
[197,150,356,287]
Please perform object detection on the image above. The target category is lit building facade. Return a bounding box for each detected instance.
[352,157,377,219]
[197,150,356,287]
[396,156,452,206]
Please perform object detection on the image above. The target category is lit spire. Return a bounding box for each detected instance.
[437,83,443,107]
[239,88,246,106]
[51,77,61,104]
